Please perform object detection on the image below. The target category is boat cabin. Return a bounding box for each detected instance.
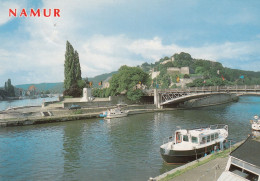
[174,128,221,146]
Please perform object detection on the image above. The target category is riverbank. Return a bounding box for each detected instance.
[0,105,175,127]
[0,93,239,127]
[151,141,243,181]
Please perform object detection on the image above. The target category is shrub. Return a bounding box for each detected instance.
[63,84,82,97]
[184,74,190,79]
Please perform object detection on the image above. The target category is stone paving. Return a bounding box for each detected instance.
[169,157,228,181]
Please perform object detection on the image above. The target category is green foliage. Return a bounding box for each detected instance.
[64,95,73,98]
[74,51,82,81]
[141,62,151,72]
[160,74,171,89]
[77,80,86,89]
[126,89,143,101]
[170,84,177,88]
[63,84,82,97]
[195,66,204,74]
[92,88,109,98]
[44,90,50,94]
[64,41,82,89]
[0,89,8,98]
[64,41,75,90]
[4,79,15,97]
[183,74,190,79]
[144,51,260,88]
[73,109,82,114]
[64,41,83,97]
[173,52,193,68]
[107,65,149,101]
[186,78,233,87]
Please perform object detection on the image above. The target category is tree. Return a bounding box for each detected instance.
[4,79,15,97]
[63,41,84,97]
[45,90,51,94]
[183,74,190,79]
[108,65,149,101]
[74,50,81,81]
[64,41,75,90]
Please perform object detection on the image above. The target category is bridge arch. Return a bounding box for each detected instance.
[153,85,260,108]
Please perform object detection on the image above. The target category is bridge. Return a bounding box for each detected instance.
[151,85,260,108]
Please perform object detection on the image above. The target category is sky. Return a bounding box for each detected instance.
[0,0,260,85]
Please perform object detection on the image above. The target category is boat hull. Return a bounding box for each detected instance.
[160,142,221,164]
[105,113,128,119]
[252,124,260,131]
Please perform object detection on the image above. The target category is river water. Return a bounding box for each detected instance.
[0,96,259,181]
[0,96,58,111]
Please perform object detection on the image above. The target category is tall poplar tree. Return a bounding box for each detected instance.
[64,41,82,91]
[74,50,81,81]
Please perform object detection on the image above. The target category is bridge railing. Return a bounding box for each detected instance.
[145,85,260,95]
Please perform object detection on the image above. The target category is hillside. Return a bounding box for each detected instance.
[88,71,117,87]
[140,52,260,88]
[15,71,117,93]
[15,82,64,93]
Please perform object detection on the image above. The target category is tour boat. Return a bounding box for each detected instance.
[250,115,260,131]
[160,124,228,164]
[100,107,128,119]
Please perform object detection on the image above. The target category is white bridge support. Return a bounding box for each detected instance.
[154,89,162,109]
[152,85,260,108]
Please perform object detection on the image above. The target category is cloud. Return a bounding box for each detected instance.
[1,0,260,85]
[1,29,260,84]
[0,1,22,25]
[127,37,260,63]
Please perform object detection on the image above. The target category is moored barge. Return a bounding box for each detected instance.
[160,124,228,164]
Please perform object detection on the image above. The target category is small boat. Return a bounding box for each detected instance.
[6,106,13,111]
[160,124,228,164]
[100,107,128,119]
[250,115,260,131]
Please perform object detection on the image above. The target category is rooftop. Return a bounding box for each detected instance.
[178,128,220,137]
[231,135,260,168]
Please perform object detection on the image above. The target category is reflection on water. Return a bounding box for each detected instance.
[0,96,259,181]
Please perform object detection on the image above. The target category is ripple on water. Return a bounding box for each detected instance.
[0,96,259,181]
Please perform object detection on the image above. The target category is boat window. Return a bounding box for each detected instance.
[183,135,189,142]
[176,132,182,144]
[200,137,206,144]
[207,135,210,142]
[192,137,198,143]
[229,164,259,181]
[215,133,219,139]
[211,134,214,141]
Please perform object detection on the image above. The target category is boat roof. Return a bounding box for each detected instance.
[230,135,260,168]
[177,128,220,137]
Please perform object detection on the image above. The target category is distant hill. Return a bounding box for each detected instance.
[15,82,64,93]
[15,71,118,93]
[88,71,117,87]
